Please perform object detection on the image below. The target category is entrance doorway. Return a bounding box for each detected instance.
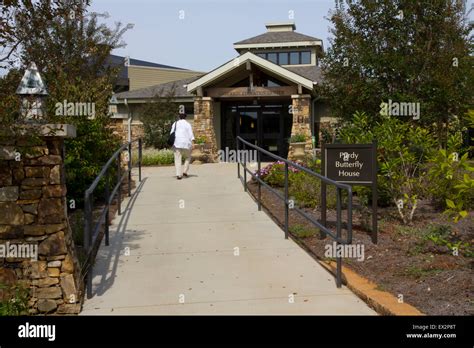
[221,101,292,159]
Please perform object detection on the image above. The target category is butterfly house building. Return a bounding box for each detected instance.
[112,22,333,160]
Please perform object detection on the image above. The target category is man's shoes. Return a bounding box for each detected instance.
[177,176,182,180]
[183,173,188,177]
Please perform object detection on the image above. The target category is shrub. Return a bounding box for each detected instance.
[289,133,307,143]
[289,171,320,208]
[137,148,174,166]
[64,115,121,207]
[338,112,436,224]
[195,136,207,145]
[139,88,178,149]
[288,171,338,209]
[427,149,474,222]
[423,224,472,256]
[0,283,29,316]
[255,161,300,187]
[304,158,321,173]
[289,224,317,238]
[264,163,286,187]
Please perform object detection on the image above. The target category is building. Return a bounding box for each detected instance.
[113,22,333,159]
[107,54,203,93]
[108,55,203,141]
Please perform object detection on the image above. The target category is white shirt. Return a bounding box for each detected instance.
[171,119,194,150]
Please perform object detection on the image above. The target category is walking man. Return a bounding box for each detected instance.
[171,112,194,180]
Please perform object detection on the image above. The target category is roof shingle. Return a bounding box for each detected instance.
[234,31,321,45]
[115,76,203,99]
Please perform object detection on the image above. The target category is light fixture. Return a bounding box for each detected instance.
[16,62,48,122]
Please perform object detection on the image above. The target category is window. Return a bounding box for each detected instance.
[267,79,282,87]
[278,52,288,65]
[301,51,311,64]
[289,52,299,65]
[255,50,313,65]
[267,53,277,64]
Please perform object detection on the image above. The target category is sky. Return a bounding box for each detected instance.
[89,0,337,72]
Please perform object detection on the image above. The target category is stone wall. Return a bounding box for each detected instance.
[288,94,312,160]
[109,118,144,147]
[0,135,81,314]
[193,97,218,162]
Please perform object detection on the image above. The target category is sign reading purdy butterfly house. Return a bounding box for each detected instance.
[321,142,378,243]
[324,144,376,184]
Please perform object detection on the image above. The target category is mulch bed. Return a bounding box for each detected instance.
[247,181,473,315]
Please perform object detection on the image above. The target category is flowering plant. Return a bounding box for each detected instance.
[253,160,305,185]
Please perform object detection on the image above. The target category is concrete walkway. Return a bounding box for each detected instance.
[81,163,375,315]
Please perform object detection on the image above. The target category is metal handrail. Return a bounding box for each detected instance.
[236,136,352,287]
[82,138,142,299]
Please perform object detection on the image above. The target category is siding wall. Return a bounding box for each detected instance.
[128,66,203,91]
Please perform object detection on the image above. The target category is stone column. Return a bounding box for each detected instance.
[0,125,82,314]
[193,96,218,162]
[288,94,312,160]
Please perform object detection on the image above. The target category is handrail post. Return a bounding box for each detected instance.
[243,142,247,192]
[84,192,93,298]
[138,138,142,182]
[257,149,261,211]
[320,142,327,239]
[336,187,342,288]
[348,186,353,244]
[284,162,289,239]
[117,155,122,215]
[128,142,132,197]
[237,138,240,179]
[104,173,110,246]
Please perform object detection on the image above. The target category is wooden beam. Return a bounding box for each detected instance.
[298,84,303,94]
[246,61,251,71]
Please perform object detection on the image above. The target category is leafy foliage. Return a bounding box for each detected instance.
[288,171,337,209]
[1,1,131,207]
[140,87,179,149]
[0,283,29,316]
[135,148,174,166]
[322,0,473,146]
[289,133,307,143]
[289,224,317,238]
[427,150,473,208]
[338,112,436,223]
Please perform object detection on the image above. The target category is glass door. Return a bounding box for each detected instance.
[237,105,259,147]
[260,105,282,157]
[221,102,292,159]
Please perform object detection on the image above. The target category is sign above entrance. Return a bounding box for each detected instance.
[207,86,297,98]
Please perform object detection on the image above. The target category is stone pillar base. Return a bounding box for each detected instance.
[0,126,82,315]
[193,97,218,162]
[289,95,312,160]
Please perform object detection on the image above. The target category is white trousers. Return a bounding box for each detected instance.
[174,147,191,177]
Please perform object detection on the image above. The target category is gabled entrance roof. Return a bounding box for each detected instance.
[187,52,316,93]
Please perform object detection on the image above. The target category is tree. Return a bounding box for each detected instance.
[140,86,179,149]
[321,0,473,146]
[0,0,133,206]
